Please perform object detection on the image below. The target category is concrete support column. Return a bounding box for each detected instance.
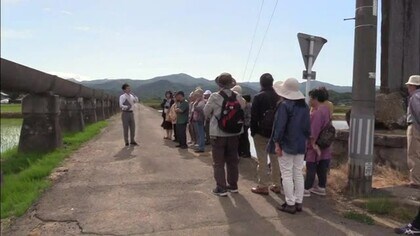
[96,99,105,121]
[60,97,85,132]
[19,93,62,153]
[84,99,97,124]
[114,98,120,114]
[104,98,110,119]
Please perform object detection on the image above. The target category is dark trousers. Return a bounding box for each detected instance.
[212,136,240,190]
[176,123,187,147]
[238,126,251,156]
[413,207,420,228]
[205,120,210,144]
[173,124,178,141]
[305,159,331,189]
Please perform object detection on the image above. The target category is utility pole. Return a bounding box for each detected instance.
[348,0,378,196]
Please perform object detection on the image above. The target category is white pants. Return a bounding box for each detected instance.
[278,152,305,206]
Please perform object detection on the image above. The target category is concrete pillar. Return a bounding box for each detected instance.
[96,99,105,121]
[84,99,97,124]
[60,97,85,132]
[19,93,62,153]
[104,99,110,119]
[380,0,420,93]
[114,98,120,114]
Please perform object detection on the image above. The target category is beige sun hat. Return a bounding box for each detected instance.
[273,81,284,96]
[275,78,305,100]
[406,75,420,86]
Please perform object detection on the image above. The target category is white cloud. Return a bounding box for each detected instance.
[74,26,90,32]
[43,7,52,12]
[1,29,33,39]
[60,10,73,15]
[49,71,91,81]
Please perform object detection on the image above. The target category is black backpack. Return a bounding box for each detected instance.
[259,102,280,138]
[217,91,244,133]
[316,121,336,149]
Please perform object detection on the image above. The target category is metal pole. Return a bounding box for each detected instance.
[305,37,315,104]
[348,0,378,196]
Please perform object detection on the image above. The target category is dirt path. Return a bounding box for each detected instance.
[4,105,395,236]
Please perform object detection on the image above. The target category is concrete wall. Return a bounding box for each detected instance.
[332,130,408,172]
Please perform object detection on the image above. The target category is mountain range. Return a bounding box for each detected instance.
[74,73,352,100]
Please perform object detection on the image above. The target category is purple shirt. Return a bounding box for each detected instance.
[306,105,332,162]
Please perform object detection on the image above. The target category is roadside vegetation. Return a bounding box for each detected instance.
[0,121,108,219]
[142,98,161,110]
[329,164,416,224]
[0,104,22,114]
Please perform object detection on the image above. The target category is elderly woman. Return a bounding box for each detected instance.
[192,88,206,153]
[161,91,175,139]
[267,78,310,214]
[304,88,333,197]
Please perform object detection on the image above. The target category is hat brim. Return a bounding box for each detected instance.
[215,78,236,89]
[275,85,305,100]
[406,82,420,86]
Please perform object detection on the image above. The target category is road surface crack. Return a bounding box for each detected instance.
[34,214,133,236]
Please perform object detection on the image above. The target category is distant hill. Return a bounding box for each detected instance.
[74,74,352,104]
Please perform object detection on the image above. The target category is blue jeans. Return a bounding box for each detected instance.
[194,121,205,151]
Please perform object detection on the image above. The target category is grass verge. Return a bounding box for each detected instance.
[0,104,22,114]
[142,99,162,110]
[343,211,375,225]
[0,121,108,219]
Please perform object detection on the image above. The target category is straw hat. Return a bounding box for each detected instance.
[275,78,304,100]
[406,75,420,86]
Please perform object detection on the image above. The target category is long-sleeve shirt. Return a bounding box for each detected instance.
[250,87,279,136]
[204,89,246,137]
[176,100,189,124]
[244,103,252,127]
[119,93,139,111]
[267,99,310,155]
[408,89,420,130]
[305,105,332,162]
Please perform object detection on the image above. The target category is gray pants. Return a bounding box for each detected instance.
[122,112,135,143]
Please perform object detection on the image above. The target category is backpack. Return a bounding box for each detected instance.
[316,121,336,149]
[217,91,244,133]
[259,103,279,138]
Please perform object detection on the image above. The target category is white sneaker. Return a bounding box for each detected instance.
[304,189,311,197]
[310,186,326,196]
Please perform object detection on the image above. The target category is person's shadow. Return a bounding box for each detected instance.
[219,194,281,236]
[114,146,136,161]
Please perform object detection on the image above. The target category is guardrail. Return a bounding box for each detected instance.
[1,58,120,153]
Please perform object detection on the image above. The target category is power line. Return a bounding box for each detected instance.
[248,0,279,82]
[241,0,265,82]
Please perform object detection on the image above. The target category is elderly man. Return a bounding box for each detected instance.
[406,75,420,188]
[204,73,245,196]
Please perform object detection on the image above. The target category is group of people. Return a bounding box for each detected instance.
[157,72,336,215]
[159,82,252,157]
[120,73,420,235]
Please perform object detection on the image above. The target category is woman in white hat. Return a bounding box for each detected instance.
[267,78,310,214]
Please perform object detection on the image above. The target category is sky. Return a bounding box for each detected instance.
[1,0,381,86]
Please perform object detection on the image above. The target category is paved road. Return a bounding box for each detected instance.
[4,105,394,236]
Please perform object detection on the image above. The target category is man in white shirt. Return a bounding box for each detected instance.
[119,83,139,146]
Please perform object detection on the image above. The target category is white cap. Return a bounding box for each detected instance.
[204,90,212,95]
